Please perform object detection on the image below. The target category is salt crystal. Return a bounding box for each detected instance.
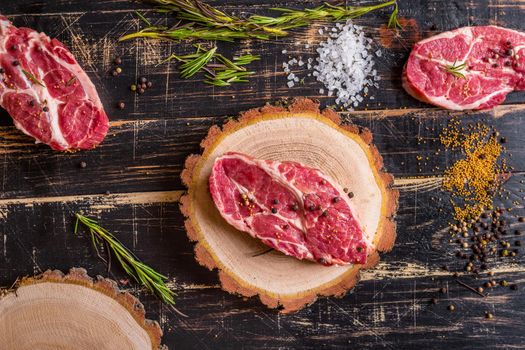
[312,21,377,108]
[375,49,382,57]
[282,49,288,54]
[287,81,295,88]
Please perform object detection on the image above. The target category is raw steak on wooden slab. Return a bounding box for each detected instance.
[0,16,109,150]
[403,26,525,110]
[209,152,370,266]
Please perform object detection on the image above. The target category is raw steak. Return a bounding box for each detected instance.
[403,26,525,110]
[209,152,370,266]
[0,16,109,150]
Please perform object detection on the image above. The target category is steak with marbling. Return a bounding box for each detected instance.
[0,16,109,150]
[209,152,370,266]
[403,26,525,110]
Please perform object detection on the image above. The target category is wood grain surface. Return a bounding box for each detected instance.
[0,1,524,349]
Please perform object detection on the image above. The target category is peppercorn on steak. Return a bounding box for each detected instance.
[403,26,525,110]
[0,16,109,150]
[209,152,370,266]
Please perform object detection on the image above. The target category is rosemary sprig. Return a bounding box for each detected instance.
[444,60,467,79]
[165,45,260,85]
[74,213,176,305]
[387,2,402,29]
[120,0,398,42]
[178,45,217,78]
[22,69,45,87]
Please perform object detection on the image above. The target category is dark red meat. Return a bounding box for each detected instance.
[0,16,109,150]
[209,152,370,266]
[403,26,525,110]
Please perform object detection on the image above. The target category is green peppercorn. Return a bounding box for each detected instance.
[130,84,137,92]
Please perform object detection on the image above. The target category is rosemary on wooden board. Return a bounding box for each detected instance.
[74,213,176,305]
[444,60,467,79]
[163,44,260,86]
[120,0,399,42]
[120,0,399,86]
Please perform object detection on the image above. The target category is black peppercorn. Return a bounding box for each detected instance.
[273,199,279,205]
[113,57,122,65]
[271,207,277,214]
[42,106,49,112]
[117,101,125,109]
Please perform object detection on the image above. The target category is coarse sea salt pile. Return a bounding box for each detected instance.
[283,21,380,109]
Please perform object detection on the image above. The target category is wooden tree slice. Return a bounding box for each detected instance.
[0,268,166,350]
[180,99,398,313]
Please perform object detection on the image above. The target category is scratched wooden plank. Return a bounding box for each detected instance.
[0,107,522,199]
[0,188,524,349]
[0,0,524,125]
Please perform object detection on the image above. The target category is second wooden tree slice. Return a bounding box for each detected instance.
[180,99,398,312]
[0,268,165,349]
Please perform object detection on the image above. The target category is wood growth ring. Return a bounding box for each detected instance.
[180,99,398,313]
[0,268,166,349]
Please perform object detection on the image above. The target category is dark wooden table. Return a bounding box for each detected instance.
[1,1,525,349]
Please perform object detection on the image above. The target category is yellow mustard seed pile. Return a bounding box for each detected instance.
[440,119,507,222]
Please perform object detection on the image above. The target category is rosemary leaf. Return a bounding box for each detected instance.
[22,69,45,88]
[444,60,467,80]
[387,2,402,30]
[179,46,216,78]
[66,76,77,86]
[74,214,176,305]
[135,11,153,27]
